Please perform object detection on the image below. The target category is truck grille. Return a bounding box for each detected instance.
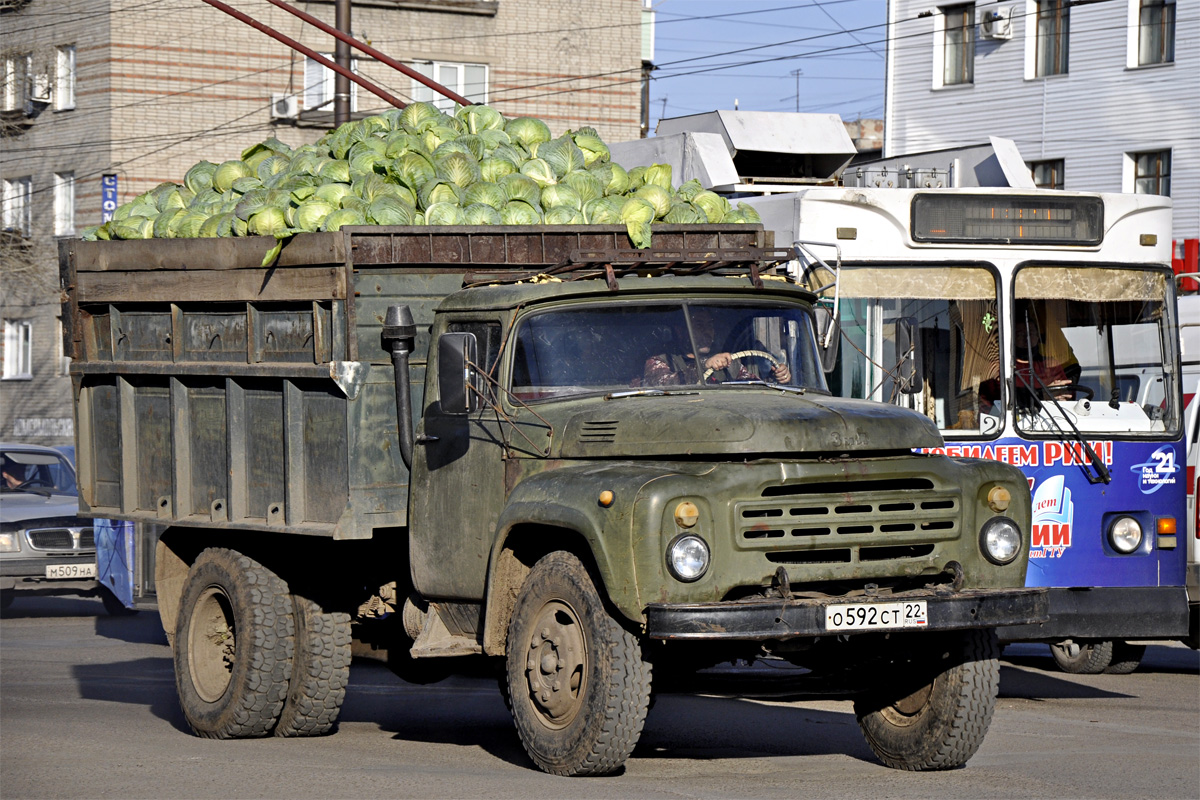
[735,478,959,563]
[26,526,95,553]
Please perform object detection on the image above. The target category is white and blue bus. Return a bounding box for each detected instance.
[750,188,1194,672]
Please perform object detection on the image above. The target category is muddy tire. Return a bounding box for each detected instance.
[1050,639,1113,674]
[505,551,652,776]
[1103,640,1146,674]
[274,595,351,737]
[854,629,1000,771]
[174,548,294,739]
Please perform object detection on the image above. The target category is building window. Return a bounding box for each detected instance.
[1030,159,1065,189]
[1138,0,1175,65]
[2,176,33,237]
[55,45,76,110]
[3,52,32,111]
[54,172,75,236]
[3,320,33,380]
[943,5,975,86]
[1035,0,1069,76]
[411,61,487,111]
[1133,150,1170,195]
[304,54,358,111]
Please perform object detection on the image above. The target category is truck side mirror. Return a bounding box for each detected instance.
[813,307,840,373]
[438,332,480,415]
[895,317,924,395]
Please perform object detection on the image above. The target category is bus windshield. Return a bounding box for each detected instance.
[510,301,827,401]
[1013,266,1178,436]
[824,265,1001,435]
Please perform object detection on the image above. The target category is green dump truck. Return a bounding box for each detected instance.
[61,225,1046,776]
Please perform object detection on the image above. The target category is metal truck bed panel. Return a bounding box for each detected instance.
[60,225,772,540]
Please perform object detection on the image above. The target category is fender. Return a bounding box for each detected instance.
[481,462,694,653]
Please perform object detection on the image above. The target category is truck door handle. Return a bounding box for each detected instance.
[415,434,439,444]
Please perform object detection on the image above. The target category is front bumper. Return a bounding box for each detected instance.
[645,587,1048,641]
[997,586,1191,641]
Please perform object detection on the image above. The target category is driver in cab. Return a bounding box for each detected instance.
[642,308,791,386]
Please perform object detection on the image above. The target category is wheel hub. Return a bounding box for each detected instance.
[188,586,236,703]
[523,601,586,729]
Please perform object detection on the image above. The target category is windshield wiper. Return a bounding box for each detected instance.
[721,379,807,395]
[2,487,54,498]
[1018,313,1111,485]
[606,388,700,399]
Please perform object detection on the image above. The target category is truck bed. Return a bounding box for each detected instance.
[60,225,776,539]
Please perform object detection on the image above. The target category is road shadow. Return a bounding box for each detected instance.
[0,595,168,645]
[341,662,532,769]
[1003,642,1200,678]
[72,656,191,733]
[997,664,1132,700]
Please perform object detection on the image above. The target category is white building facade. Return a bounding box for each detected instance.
[884,0,1198,245]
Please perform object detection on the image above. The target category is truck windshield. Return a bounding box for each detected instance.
[510,301,826,400]
[1013,266,1178,436]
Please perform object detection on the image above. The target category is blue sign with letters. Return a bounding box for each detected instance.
[101,174,118,222]
[925,438,1186,589]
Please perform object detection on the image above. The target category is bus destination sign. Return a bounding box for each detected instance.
[911,194,1104,245]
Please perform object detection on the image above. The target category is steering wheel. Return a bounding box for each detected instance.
[703,349,781,380]
[17,477,54,489]
[1036,383,1094,401]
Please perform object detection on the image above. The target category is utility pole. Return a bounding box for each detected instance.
[790,69,803,112]
[334,0,351,125]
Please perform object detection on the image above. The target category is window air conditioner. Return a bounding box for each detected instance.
[980,7,1013,40]
[270,94,300,120]
[30,73,51,102]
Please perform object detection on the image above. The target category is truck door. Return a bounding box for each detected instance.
[408,319,505,601]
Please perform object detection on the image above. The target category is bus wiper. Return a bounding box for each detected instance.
[1019,314,1111,485]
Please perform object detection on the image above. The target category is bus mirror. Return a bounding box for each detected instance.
[814,307,840,373]
[438,332,480,415]
[895,317,924,394]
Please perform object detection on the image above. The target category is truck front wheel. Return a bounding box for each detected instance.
[505,551,652,776]
[854,629,1000,771]
[174,548,294,739]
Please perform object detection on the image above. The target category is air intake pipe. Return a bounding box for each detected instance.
[381,304,417,471]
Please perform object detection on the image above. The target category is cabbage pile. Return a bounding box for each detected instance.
[82,102,762,264]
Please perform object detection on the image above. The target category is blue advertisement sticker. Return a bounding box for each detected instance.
[1130,444,1180,495]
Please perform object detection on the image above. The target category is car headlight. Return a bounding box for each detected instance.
[980,516,1021,565]
[667,534,710,582]
[0,531,20,553]
[1108,516,1143,554]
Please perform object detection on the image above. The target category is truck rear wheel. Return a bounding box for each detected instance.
[274,595,351,737]
[854,629,1000,771]
[1050,639,1113,674]
[174,548,294,739]
[505,551,652,776]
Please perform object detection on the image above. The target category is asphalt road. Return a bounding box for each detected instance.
[2,595,1197,800]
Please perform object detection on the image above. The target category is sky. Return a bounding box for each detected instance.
[646,0,887,131]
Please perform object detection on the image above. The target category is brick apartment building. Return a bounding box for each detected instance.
[1,0,651,445]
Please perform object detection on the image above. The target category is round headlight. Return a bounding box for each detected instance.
[667,534,710,582]
[1109,516,1143,554]
[980,516,1021,565]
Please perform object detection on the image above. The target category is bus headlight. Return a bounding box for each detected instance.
[667,534,710,582]
[980,517,1021,565]
[1108,516,1143,554]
